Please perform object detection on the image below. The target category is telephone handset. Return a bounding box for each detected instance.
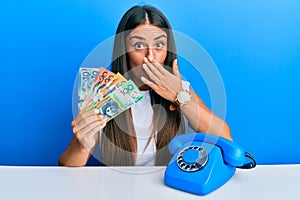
[164,132,256,195]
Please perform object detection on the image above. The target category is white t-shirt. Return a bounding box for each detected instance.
[131,90,156,166]
[131,81,191,166]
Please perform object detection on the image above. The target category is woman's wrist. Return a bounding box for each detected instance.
[74,138,91,154]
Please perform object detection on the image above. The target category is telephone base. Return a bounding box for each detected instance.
[164,142,236,195]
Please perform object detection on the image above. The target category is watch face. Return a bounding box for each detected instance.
[178,91,191,104]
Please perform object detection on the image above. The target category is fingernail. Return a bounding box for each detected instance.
[141,76,145,81]
[72,126,78,134]
[96,115,104,122]
[94,109,99,114]
[142,63,147,68]
[143,57,148,62]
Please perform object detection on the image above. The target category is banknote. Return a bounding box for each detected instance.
[77,67,144,121]
[80,68,115,109]
[96,73,127,98]
[78,67,99,100]
[85,67,115,99]
[78,67,99,109]
[80,73,128,113]
[95,80,144,121]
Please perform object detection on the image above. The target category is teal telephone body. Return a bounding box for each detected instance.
[164,132,256,195]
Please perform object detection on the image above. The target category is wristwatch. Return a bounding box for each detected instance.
[174,90,191,107]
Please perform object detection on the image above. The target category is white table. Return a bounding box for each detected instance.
[0,165,300,200]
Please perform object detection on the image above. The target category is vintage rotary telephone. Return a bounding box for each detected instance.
[164,132,256,195]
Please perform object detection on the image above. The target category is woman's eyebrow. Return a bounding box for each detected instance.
[128,35,167,41]
[129,36,145,40]
[154,35,167,40]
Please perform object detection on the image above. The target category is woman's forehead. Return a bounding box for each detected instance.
[127,24,167,40]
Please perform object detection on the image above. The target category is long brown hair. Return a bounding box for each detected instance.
[101,5,185,166]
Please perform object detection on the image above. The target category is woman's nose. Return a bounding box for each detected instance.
[146,47,154,59]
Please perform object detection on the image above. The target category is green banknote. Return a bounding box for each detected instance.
[95,80,144,121]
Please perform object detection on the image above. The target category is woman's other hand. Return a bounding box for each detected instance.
[141,57,182,102]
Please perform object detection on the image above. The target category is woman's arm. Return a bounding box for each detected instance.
[141,57,232,140]
[178,89,232,140]
[58,136,92,166]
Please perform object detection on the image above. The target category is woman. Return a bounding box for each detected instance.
[59,5,232,167]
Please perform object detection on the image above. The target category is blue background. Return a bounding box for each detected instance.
[1,0,299,165]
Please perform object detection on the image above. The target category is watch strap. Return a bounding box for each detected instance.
[169,92,186,111]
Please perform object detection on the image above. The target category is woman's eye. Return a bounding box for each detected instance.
[155,42,165,49]
[134,43,145,50]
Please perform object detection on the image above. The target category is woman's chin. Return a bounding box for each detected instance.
[124,67,151,90]
[131,77,150,91]
[138,85,151,91]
